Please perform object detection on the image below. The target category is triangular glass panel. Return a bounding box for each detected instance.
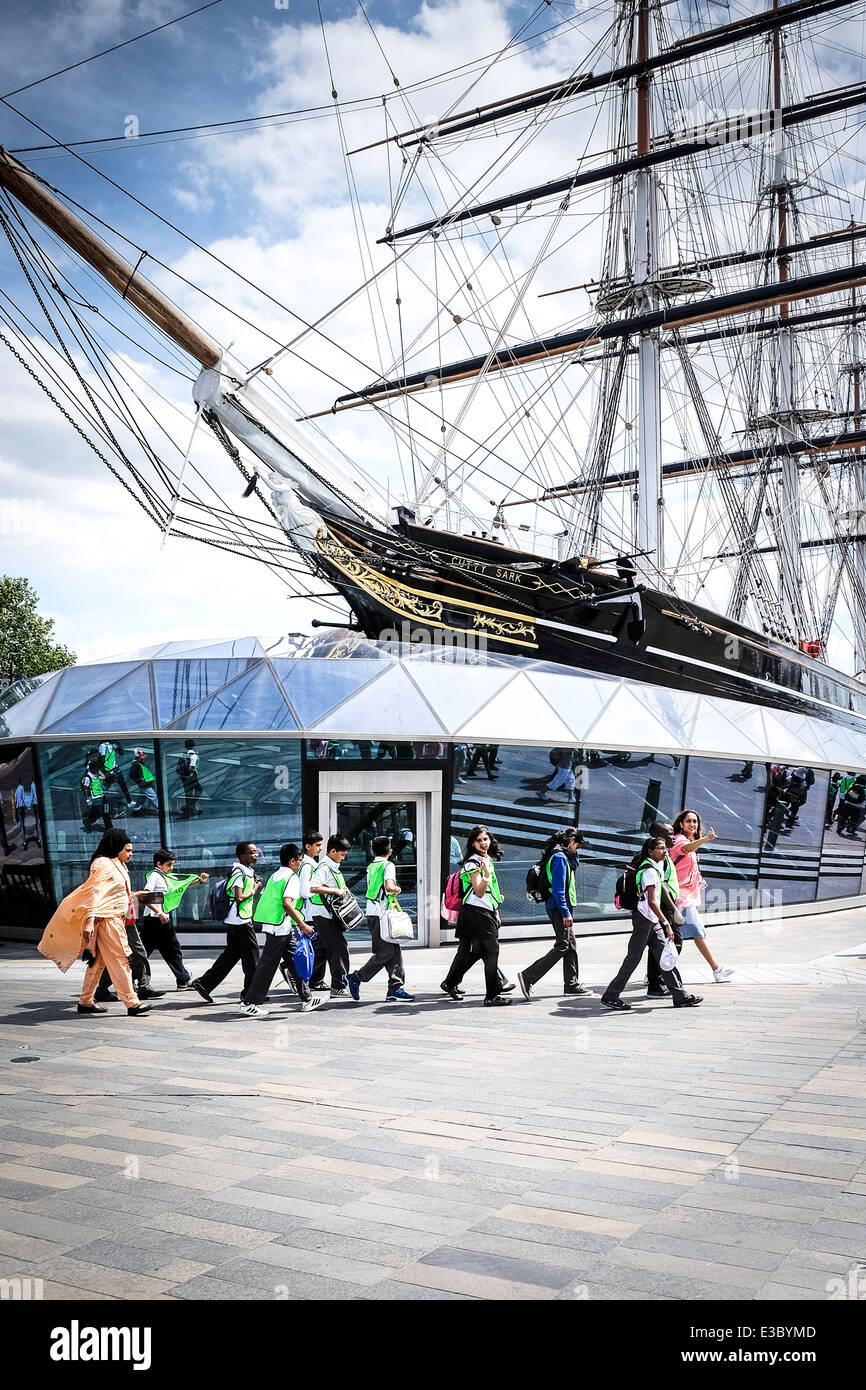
[631,684,700,747]
[759,708,824,764]
[689,698,769,758]
[44,665,154,734]
[581,683,682,753]
[457,672,576,743]
[320,663,445,737]
[408,661,515,733]
[0,674,62,737]
[40,662,141,729]
[153,659,251,725]
[528,671,617,741]
[273,658,387,726]
[168,662,296,731]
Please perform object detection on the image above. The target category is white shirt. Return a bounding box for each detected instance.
[637,863,662,922]
[365,858,397,918]
[462,854,496,911]
[299,854,319,920]
[226,861,257,925]
[143,869,167,918]
[309,857,345,920]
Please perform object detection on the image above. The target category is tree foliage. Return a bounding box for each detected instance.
[0,575,76,684]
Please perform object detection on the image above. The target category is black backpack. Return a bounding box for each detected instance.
[177,754,192,778]
[525,862,547,903]
[614,862,643,912]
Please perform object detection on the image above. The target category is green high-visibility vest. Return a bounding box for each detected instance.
[310,863,346,906]
[663,855,679,898]
[635,859,659,899]
[138,762,155,784]
[545,852,578,907]
[366,859,391,902]
[161,872,199,914]
[254,873,304,925]
[87,774,104,797]
[103,747,116,771]
[460,860,503,907]
[228,867,256,920]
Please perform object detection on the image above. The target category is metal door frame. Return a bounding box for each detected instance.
[317,770,443,947]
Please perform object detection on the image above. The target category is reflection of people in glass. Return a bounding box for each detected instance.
[536,748,576,803]
[81,758,112,833]
[825,772,848,828]
[177,739,203,818]
[38,828,152,1016]
[13,778,40,848]
[98,742,132,806]
[836,775,866,837]
[671,811,733,983]
[465,744,499,780]
[129,748,158,815]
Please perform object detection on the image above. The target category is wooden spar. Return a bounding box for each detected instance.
[295,337,602,419]
[0,147,221,368]
[313,266,866,416]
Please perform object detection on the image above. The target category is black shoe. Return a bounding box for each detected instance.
[601,997,631,1011]
[176,978,192,990]
[484,995,512,1006]
[136,987,165,999]
[191,979,213,1004]
[517,971,532,1000]
[564,985,592,996]
[673,994,703,1008]
[77,1003,108,1014]
[440,984,464,1001]
[499,979,516,993]
[127,1004,152,1016]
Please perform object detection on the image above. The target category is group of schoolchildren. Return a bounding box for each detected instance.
[39,806,733,1017]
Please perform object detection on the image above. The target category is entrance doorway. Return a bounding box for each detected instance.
[317,770,443,947]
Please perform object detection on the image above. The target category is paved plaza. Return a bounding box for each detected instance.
[0,911,864,1302]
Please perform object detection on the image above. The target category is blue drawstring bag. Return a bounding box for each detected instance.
[294,933,315,982]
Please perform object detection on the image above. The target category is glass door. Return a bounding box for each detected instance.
[334,799,419,930]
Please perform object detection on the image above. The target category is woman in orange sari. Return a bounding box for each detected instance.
[39,828,152,1016]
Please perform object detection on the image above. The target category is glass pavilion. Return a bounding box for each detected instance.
[2,633,865,947]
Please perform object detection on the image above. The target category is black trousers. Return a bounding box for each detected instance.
[97,918,151,994]
[521,904,580,991]
[444,906,501,1000]
[139,917,189,984]
[647,919,683,992]
[244,931,309,1005]
[197,922,260,995]
[309,917,349,991]
[603,911,687,1005]
[354,914,405,990]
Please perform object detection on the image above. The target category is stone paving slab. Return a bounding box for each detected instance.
[1,910,865,1301]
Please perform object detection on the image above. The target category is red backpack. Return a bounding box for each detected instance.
[441,869,463,924]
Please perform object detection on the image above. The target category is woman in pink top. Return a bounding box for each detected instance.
[671,810,734,983]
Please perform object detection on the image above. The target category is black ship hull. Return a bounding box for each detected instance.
[308,513,866,733]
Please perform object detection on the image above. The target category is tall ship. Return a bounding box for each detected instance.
[2,0,866,730]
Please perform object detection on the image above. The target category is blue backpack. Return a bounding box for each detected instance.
[208,877,231,922]
[293,934,315,983]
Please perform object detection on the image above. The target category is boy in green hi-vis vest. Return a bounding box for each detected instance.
[129,748,159,816]
[308,834,352,998]
[346,835,415,1003]
[139,848,209,990]
[239,845,322,1017]
[191,841,262,1004]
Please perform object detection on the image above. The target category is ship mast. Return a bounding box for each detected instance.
[633,0,663,586]
[770,0,806,644]
[850,234,866,677]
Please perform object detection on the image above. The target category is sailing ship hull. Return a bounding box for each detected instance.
[309,514,866,731]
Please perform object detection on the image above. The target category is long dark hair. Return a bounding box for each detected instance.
[90,828,132,866]
[463,824,502,862]
[639,835,667,862]
[672,809,703,840]
[539,826,580,866]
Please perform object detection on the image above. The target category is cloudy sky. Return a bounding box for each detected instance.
[1,0,863,667]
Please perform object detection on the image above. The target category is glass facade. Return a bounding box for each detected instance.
[2,640,866,934]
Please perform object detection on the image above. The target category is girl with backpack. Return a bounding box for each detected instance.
[601,836,700,1011]
[670,810,733,983]
[517,828,590,999]
[440,826,511,1006]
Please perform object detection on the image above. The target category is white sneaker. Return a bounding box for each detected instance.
[238,1002,269,1017]
[329,988,350,1000]
[712,965,734,982]
[301,996,323,1013]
